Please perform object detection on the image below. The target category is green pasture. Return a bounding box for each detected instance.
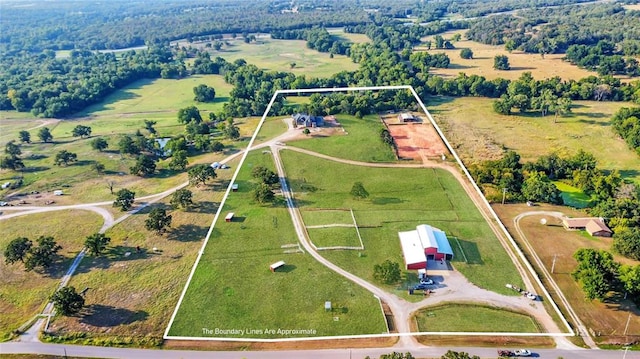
[288,113,397,163]
[253,116,289,145]
[280,150,523,299]
[414,303,542,333]
[0,210,103,341]
[430,97,640,183]
[215,38,359,78]
[307,226,361,248]
[300,209,354,227]
[327,28,371,44]
[168,151,387,338]
[76,74,233,117]
[552,181,593,208]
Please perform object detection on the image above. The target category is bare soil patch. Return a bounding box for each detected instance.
[382,113,449,162]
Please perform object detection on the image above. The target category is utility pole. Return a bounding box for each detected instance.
[502,188,507,205]
[551,254,557,274]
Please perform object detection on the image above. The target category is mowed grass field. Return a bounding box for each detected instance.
[0,210,103,341]
[46,156,239,345]
[289,114,398,163]
[168,151,388,338]
[207,37,360,78]
[430,97,640,182]
[75,74,233,117]
[494,203,640,344]
[280,150,524,300]
[418,30,597,81]
[414,303,542,333]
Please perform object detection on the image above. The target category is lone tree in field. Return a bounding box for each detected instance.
[51,286,85,316]
[177,106,202,124]
[350,182,369,200]
[145,207,172,235]
[113,188,135,211]
[5,140,21,157]
[373,260,401,284]
[38,127,53,143]
[18,130,31,143]
[460,48,473,59]
[90,137,108,151]
[24,236,62,272]
[54,150,78,166]
[168,150,188,171]
[143,119,157,135]
[71,125,92,138]
[84,233,111,256]
[253,183,275,204]
[170,188,194,210]
[188,164,217,187]
[252,165,279,187]
[4,237,32,264]
[493,55,510,70]
[193,84,216,102]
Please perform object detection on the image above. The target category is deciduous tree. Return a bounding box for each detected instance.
[188,163,216,186]
[113,188,135,211]
[145,207,172,234]
[350,182,369,200]
[4,237,32,264]
[18,130,31,143]
[170,188,193,210]
[54,150,78,166]
[253,183,275,204]
[51,286,84,316]
[84,233,111,256]
[71,125,92,138]
[90,137,109,151]
[130,154,156,176]
[24,236,62,272]
[38,127,53,143]
[193,84,216,102]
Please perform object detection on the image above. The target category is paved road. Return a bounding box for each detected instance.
[1,341,635,359]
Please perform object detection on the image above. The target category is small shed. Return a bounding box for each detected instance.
[232,183,239,192]
[270,260,285,272]
[225,212,234,222]
[53,190,63,196]
[398,113,415,122]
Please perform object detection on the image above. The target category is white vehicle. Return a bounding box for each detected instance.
[514,349,531,357]
[420,278,434,285]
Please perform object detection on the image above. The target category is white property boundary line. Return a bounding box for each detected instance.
[164,85,573,341]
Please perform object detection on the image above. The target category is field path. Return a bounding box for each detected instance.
[513,211,598,348]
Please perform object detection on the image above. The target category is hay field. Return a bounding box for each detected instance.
[418,30,597,81]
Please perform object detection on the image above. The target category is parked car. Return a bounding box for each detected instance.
[420,278,434,285]
[498,349,515,357]
[514,349,531,357]
[413,283,430,290]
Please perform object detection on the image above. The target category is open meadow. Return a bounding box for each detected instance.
[418,30,598,81]
[184,36,360,79]
[429,96,640,183]
[0,210,103,341]
[280,150,524,300]
[0,89,261,204]
[413,303,542,333]
[494,203,640,345]
[44,161,238,346]
[288,113,398,163]
[167,151,388,338]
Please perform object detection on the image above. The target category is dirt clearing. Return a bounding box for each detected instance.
[382,113,449,162]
